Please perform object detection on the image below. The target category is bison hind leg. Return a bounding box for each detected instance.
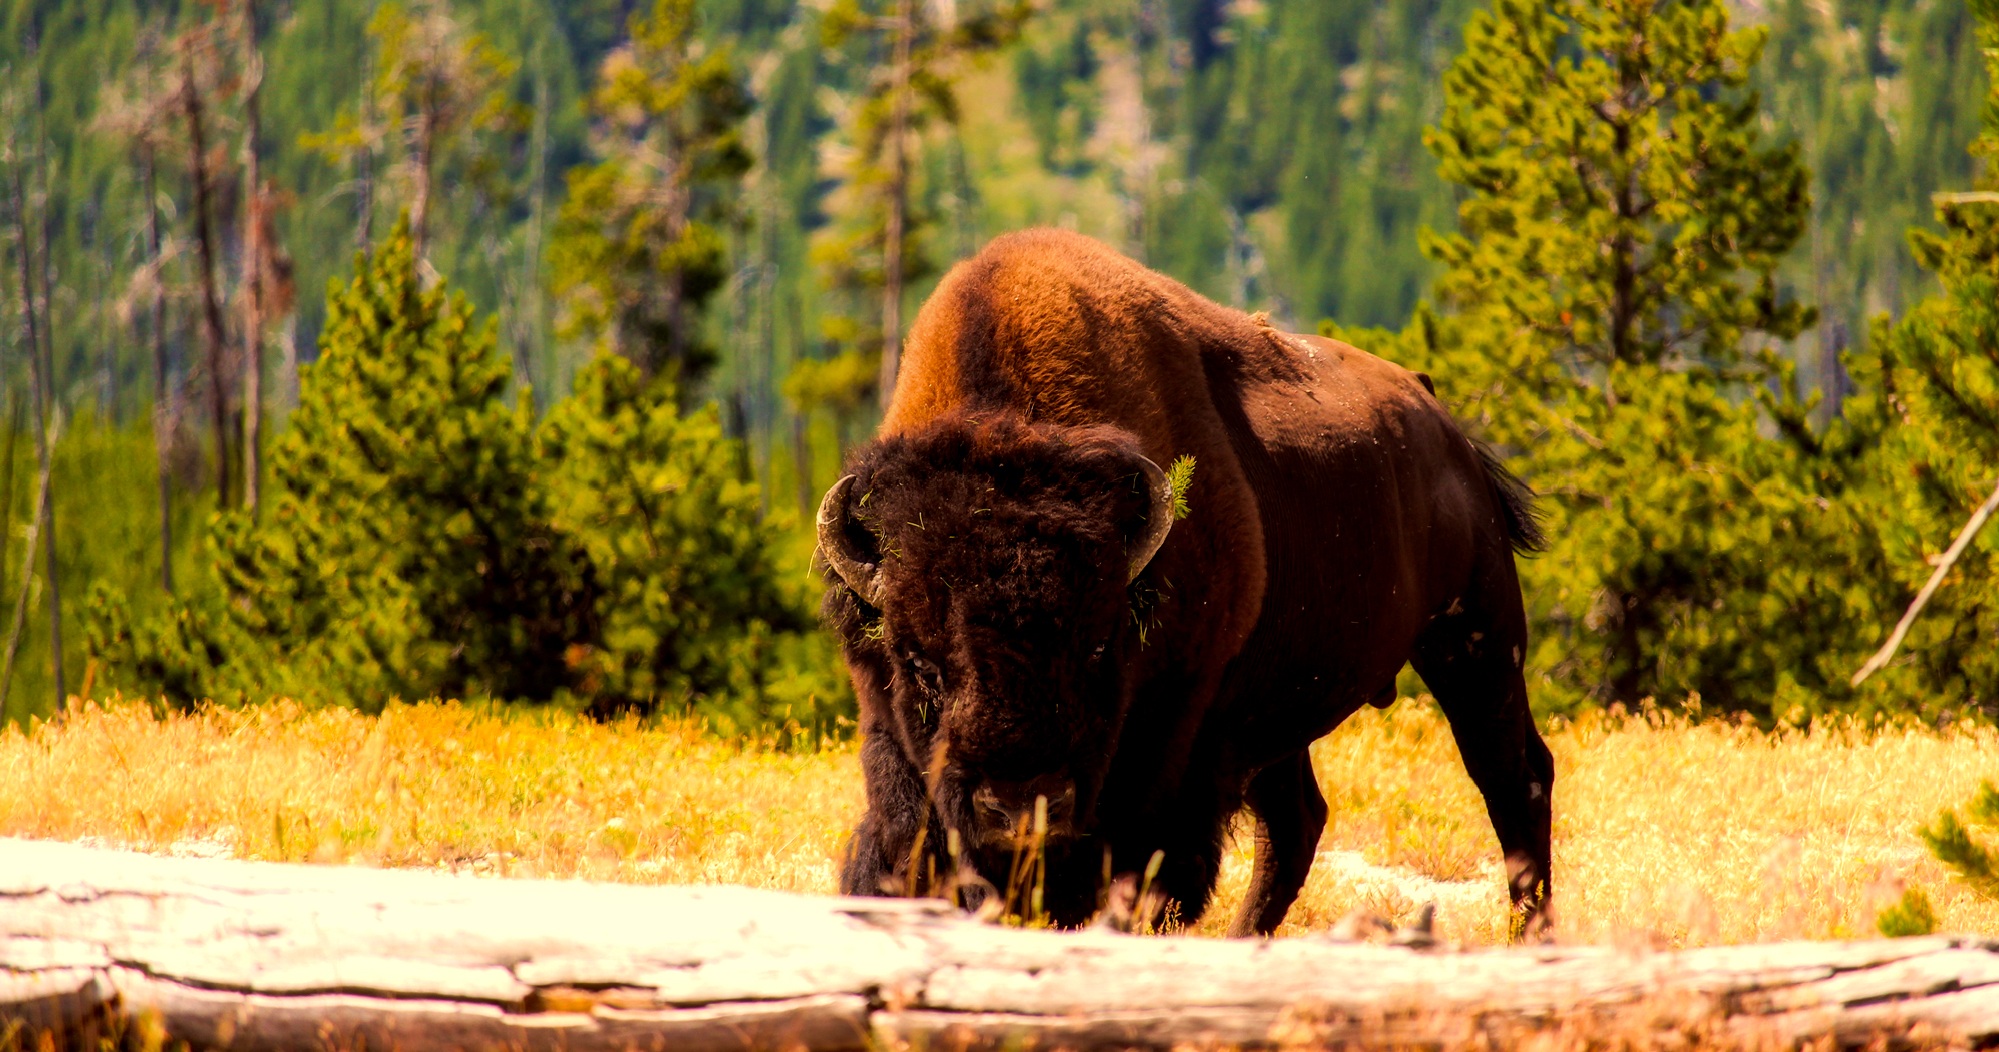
[1411,575,1554,939]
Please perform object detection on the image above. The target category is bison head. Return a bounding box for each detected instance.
[819,416,1176,857]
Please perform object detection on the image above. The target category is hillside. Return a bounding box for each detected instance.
[0,0,1988,720]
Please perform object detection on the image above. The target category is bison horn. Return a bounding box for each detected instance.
[1127,454,1177,583]
[817,474,886,607]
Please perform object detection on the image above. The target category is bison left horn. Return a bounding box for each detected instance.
[817,474,886,607]
[1128,454,1176,583]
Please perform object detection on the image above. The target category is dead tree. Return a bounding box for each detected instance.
[877,0,914,411]
[178,32,234,510]
[3,97,61,710]
[239,0,265,514]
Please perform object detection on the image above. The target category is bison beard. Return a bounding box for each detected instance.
[819,229,1554,937]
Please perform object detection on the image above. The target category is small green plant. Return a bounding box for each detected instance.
[1922,781,1999,901]
[1876,887,1940,938]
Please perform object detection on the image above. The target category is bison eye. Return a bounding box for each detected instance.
[907,653,944,694]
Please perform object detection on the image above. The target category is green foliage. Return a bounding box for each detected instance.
[539,352,827,725]
[1399,0,1888,720]
[89,223,845,729]
[1875,886,1939,938]
[1423,0,1812,376]
[780,348,877,435]
[548,0,753,384]
[809,0,1032,371]
[1,418,208,725]
[1922,780,1999,901]
[1832,0,1999,712]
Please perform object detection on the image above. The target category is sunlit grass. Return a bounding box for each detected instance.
[5,696,1994,947]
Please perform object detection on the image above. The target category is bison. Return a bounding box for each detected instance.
[817,229,1553,936]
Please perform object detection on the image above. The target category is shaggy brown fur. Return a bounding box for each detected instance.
[824,229,1552,936]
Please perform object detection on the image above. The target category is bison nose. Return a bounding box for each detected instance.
[972,776,1079,843]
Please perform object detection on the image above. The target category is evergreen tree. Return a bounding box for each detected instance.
[1852,0,1999,712]
[93,220,591,710]
[89,221,839,727]
[308,0,525,259]
[539,353,808,720]
[811,0,1030,409]
[548,0,753,386]
[1400,0,1884,718]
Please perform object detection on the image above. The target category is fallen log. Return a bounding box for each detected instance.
[1,838,1994,1050]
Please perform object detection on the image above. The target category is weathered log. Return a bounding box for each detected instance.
[1,838,1994,1050]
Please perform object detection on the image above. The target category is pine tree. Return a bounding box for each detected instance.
[812,0,1031,409]
[310,0,523,260]
[1402,0,1886,718]
[539,353,808,720]
[93,221,592,710]
[89,221,839,728]
[548,0,753,386]
[1852,0,1999,712]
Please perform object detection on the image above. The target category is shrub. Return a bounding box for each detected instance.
[90,221,848,731]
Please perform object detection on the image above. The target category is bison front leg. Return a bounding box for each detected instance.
[1414,581,1555,938]
[840,723,946,898]
[1226,751,1328,937]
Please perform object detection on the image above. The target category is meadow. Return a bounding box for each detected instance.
[3,697,1993,948]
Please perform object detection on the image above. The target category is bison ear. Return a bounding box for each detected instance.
[1125,454,1176,583]
[818,474,887,607]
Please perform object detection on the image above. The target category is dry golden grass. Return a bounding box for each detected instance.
[3,697,1994,948]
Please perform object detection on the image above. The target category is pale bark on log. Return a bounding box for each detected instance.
[1,838,1995,1050]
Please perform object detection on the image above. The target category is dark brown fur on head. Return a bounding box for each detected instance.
[823,413,1160,855]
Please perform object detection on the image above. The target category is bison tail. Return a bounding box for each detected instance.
[1476,441,1547,556]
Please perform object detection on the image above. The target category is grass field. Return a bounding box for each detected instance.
[3,697,1994,947]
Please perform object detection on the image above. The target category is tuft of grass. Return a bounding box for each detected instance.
[3,696,1996,947]
[1165,455,1196,520]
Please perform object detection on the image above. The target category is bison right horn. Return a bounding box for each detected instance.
[1127,454,1176,583]
[817,474,886,607]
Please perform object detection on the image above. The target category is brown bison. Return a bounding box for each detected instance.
[817,229,1552,936]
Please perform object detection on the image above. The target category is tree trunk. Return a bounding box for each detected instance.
[27,94,63,705]
[239,0,264,515]
[517,26,549,397]
[181,46,234,510]
[4,838,1997,1051]
[8,136,61,710]
[877,0,914,412]
[411,108,435,260]
[143,145,174,596]
[0,436,53,723]
[355,69,375,252]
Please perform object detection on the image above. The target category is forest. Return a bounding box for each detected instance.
[0,0,1994,733]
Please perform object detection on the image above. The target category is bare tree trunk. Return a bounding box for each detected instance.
[181,46,234,510]
[877,0,914,411]
[0,422,54,721]
[1852,476,1999,687]
[28,93,62,704]
[0,395,19,608]
[517,28,549,397]
[239,0,264,515]
[355,71,375,252]
[410,110,435,259]
[143,145,174,596]
[10,126,61,708]
[792,413,813,521]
